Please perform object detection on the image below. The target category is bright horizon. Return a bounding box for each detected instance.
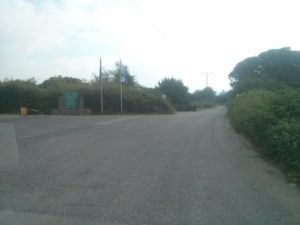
[1,0,300,92]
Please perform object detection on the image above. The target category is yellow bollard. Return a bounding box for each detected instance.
[20,107,28,116]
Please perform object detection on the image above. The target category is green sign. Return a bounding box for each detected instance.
[63,92,79,109]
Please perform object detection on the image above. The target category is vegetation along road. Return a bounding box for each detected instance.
[0,107,300,225]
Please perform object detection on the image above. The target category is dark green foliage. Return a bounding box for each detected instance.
[269,89,300,121]
[123,87,173,113]
[156,78,218,111]
[229,56,262,87]
[40,76,84,88]
[228,47,300,183]
[259,48,300,87]
[229,47,300,94]
[228,89,300,183]
[0,77,173,114]
[110,62,135,86]
[228,90,276,145]
[0,79,41,113]
[189,87,217,110]
[191,87,216,102]
[157,77,189,105]
[231,74,286,95]
[216,90,232,105]
[172,104,197,112]
[0,60,172,114]
[80,82,173,114]
[266,120,300,178]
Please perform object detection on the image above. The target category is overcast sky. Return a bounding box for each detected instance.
[1,0,300,92]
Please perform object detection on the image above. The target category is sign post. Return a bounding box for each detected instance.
[63,92,79,109]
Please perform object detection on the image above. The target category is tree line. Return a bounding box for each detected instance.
[0,62,220,114]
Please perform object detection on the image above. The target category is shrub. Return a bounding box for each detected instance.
[0,79,173,114]
[228,90,276,145]
[228,88,300,183]
[0,79,41,113]
[266,120,300,183]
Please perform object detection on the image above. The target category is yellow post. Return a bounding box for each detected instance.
[20,107,28,116]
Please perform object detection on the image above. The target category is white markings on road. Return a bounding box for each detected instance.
[0,123,19,167]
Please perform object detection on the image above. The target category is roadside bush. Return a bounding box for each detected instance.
[82,84,173,114]
[228,88,300,183]
[269,88,300,121]
[0,79,41,113]
[0,79,173,114]
[123,88,173,114]
[228,90,276,145]
[173,104,189,111]
[197,101,216,109]
[266,120,300,175]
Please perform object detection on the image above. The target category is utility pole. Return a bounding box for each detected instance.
[202,72,212,88]
[99,57,103,114]
[120,59,123,114]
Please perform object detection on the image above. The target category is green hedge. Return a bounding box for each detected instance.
[228,88,300,183]
[0,80,173,114]
[0,80,41,113]
[82,84,173,114]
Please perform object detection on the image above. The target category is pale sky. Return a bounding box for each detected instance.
[1,0,300,92]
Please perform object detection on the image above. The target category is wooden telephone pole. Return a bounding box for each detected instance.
[202,72,212,88]
[99,57,103,114]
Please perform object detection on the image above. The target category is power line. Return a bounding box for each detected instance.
[131,0,165,37]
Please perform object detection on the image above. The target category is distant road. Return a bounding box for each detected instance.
[1,107,300,225]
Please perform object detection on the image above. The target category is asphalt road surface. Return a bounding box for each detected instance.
[0,107,299,225]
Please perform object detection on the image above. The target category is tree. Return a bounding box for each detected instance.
[216,90,232,104]
[91,70,113,84]
[191,87,216,102]
[110,61,135,86]
[229,47,300,94]
[157,77,189,104]
[40,76,83,88]
[228,56,263,89]
[259,48,300,86]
